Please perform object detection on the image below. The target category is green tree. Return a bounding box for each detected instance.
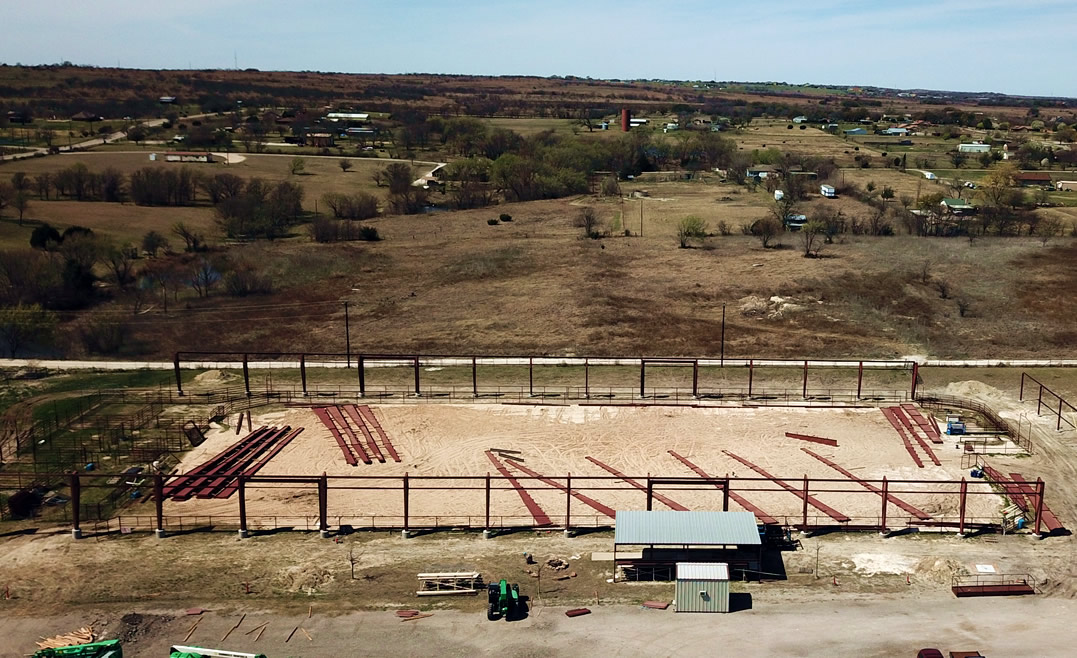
[141,230,168,257]
[0,303,57,357]
[801,219,826,257]
[338,159,353,173]
[881,186,895,201]
[290,157,306,175]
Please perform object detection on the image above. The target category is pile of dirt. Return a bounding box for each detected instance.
[916,557,967,584]
[546,558,570,571]
[275,565,333,593]
[738,295,805,319]
[193,370,237,385]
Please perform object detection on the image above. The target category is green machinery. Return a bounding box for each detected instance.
[486,579,521,621]
[169,647,266,658]
[32,640,122,658]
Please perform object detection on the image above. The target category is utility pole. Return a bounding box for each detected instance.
[720,304,726,367]
[639,199,644,237]
[344,301,351,368]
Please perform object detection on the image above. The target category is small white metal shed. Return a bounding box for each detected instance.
[675,562,730,613]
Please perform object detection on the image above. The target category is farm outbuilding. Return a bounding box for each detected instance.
[164,152,216,163]
[958,142,991,153]
[1056,181,1077,191]
[613,510,762,581]
[675,562,730,613]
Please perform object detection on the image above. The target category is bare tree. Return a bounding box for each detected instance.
[934,279,951,300]
[339,159,353,173]
[578,207,599,238]
[171,222,203,252]
[347,545,362,580]
[104,246,135,289]
[12,191,30,225]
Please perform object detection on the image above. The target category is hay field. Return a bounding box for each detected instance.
[165,404,1005,528]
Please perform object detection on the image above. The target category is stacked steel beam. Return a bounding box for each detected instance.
[163,426,302,500]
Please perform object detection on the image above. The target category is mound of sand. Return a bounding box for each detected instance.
[275,565,333,593]
[193,370,237,385]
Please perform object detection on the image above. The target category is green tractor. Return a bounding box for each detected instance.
[486,579,521,621]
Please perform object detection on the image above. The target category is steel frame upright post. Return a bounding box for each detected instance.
[358,355,365,397]
[300,354,308,396]
[174,353,184,396]
[958,478,967,536]
[880,476,888,534]
[243,353,251,397]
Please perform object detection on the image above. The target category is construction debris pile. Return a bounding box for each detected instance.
[36,627,94,650]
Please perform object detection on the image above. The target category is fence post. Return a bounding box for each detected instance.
[154,472,165,538]
[70,472,82,539]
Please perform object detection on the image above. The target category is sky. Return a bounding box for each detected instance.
[3,0,1075,97]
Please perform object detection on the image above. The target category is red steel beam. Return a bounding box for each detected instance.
[980,465,1030,513]
[162,427,269,497]
[326,405,371,464]
[891,408,942,464]
[882,407,924,468]
[666,450,778,525]
[358,405,402,462]
[901,404,942,443]
[505,459,615,519]
[170,427,278,500]
[785,432,838,447]
[484,451,552,526]
[193,426,290,499]
[800,448,931,520]
[722,450,851,523]
[585,456,688,511]
[215,428,305,499]
[342,405,385,463]
[312,407,358,466]
[1007,473,1062,533]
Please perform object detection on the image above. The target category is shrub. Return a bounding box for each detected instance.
[487,218,500,225]
[224,267,273,296]
[322,192,378,220]
[499,213,513,222]
[676,215,708,248]
[359,226,381,241]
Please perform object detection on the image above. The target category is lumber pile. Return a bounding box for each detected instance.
[36,626,94,649]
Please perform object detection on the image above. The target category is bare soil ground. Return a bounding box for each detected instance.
[167,404,1007,528]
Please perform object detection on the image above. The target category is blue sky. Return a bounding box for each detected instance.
[4,0,1075,97]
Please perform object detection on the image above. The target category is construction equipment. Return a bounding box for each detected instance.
[486,579,521,621]
[32,640,122,658]
[169,647,266,658]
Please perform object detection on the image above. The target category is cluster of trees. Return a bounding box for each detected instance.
[322,192,378,220]
[214,179,305,239]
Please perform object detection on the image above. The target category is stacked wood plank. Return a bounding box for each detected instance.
[36,626,94,649]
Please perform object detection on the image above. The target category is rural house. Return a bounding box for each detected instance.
[746,164,778,179]
[958,142,991,153]
[940,197,975,215]
[1013,172,1052,187]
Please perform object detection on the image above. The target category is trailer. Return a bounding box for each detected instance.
[820,184,836,198]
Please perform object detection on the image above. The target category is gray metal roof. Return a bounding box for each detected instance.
[614,511,761,546]
[677,562,729,581]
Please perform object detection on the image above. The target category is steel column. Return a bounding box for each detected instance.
[803,360,808,398]
[1037,386,1043,415]
[344,301,351,368]
[723,477,730,512]
[70,472,81,537]
[242,353,251,397]
[801,474,809,528]
[318,472,328,534]
[1019,373,1025,401]
[565,473,571,532]
[403,473,410,532]
[1059,399,1064,432]
[958,478,967,535]
[238,476,247,536]
[639,361,646,398]
[646,477,653,511]
[1034,478,1045,536]
[529,358,534,397]
[358,355,365,397]
[880,476,888,533]
[154,472,164,535]
[300,354,307,396]
[584,359,589,398]
[472,357,478,397]
[857,361,863,399]
[174,353,184,396]
[692,360,699,397]
[911,362,919,399]
[748,359,754,397]
[484,473,491,530]
[413,357,420,396]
